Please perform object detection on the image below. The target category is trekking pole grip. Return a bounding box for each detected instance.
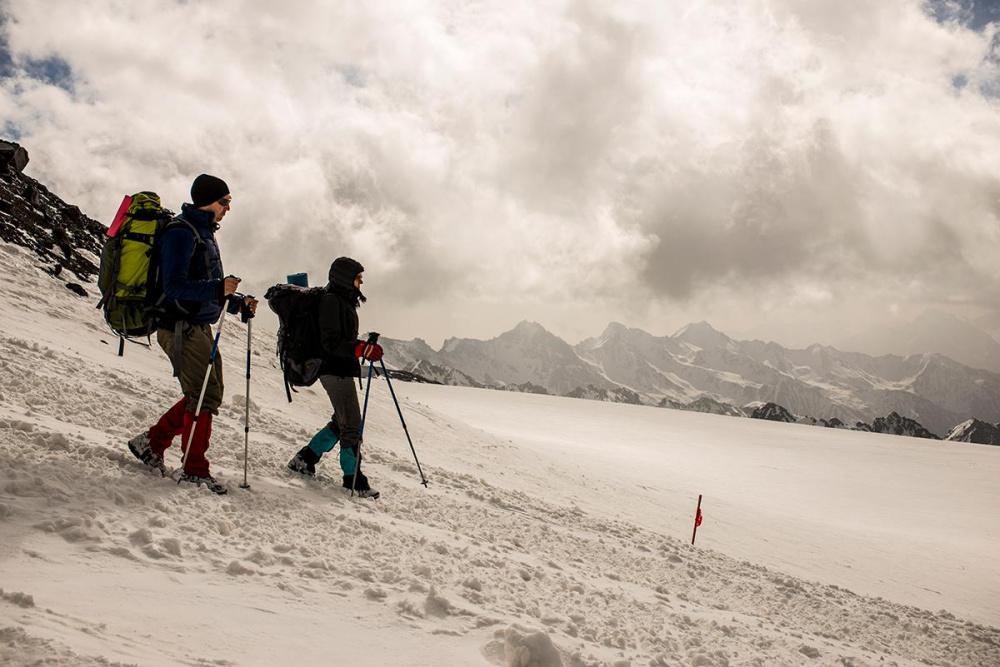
[226,292,243,315]
[360,331,381,369]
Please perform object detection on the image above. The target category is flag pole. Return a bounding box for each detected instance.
[691,494,703,545]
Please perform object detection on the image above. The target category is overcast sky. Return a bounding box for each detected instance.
[3,0,1000,348]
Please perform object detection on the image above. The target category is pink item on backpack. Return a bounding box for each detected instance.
[106,194,133,237]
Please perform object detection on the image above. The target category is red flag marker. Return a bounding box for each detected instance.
[691,494,703,545]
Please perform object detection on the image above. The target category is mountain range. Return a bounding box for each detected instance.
[3,138,1000,444]
[382,320,1000,438]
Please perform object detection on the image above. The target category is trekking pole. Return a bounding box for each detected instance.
[239,303,254,490]
[351,360,377,496]
[177,295,234,478]
[378,358,429,487]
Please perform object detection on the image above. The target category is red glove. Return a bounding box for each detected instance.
[354,340,383,362]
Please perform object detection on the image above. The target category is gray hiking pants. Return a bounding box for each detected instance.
[320,375,361,453]
[157,323,224,415]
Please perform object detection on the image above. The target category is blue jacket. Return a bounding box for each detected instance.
[158,204,225,326]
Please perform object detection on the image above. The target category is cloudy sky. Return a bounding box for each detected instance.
[3,0,1000,348]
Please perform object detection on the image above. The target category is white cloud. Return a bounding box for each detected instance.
[3,0,1000,347]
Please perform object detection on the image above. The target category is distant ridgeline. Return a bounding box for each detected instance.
[0,140,105,297]
[380,323,1000,447]
[3,141,998,446]
[746,403,941,440]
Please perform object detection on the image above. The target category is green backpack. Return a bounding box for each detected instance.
[96,192,188,354]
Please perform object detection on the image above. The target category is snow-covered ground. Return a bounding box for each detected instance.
[395,383,1000,623]
[1,239,999,666]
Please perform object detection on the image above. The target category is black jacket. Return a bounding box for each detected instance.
[318,285,361,378]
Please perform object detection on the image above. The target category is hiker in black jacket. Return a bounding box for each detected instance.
[287,257,381,498]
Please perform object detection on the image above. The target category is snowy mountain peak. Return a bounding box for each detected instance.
[511,319,546,334]
[576,321,637,350]
[672,321,731,349]
[443,322,555,352]
[600,321,630,337]
[502,320,557,342]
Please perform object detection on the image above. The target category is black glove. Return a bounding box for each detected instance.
[240,295,257,322]
[226,293,243,315]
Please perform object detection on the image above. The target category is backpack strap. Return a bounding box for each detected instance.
[161,216,211,298]
[165,216,207,259]
[120,230,158,245]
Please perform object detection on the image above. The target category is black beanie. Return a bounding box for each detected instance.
[191,174,230,207]
[328,257,364,289]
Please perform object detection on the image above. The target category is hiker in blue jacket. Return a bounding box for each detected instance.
[127,174,256,494]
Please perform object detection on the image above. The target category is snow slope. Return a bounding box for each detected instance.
[1,240,999,666]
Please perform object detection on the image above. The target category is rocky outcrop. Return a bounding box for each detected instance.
[945,419,1000,446]
[0,140,105,286]
[869,412,939,440]
[749,402,796,423]
[502,382,550,395]
[565,384,642,405]
[684,396,744,417]
[0,140,29,173]
[389,356,486,388]
[798,416,848,428]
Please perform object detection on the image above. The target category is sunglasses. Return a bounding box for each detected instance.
[218,197,232,207]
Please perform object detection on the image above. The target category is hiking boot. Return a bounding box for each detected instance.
[342,472,380,499]
[287,446,319,476]
[127,432,166,476]
[287,453,315,476]
[178,472,228,495]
